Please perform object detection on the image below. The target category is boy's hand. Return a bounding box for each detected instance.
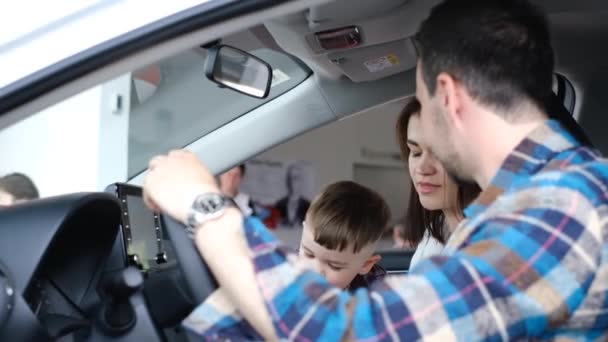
[143,150,219,224]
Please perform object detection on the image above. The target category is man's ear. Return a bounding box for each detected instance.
[359,254,381,275]
[435,72,466,130]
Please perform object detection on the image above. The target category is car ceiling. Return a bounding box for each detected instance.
[263,0,436,82]
[253,0,608,83]
[244,0,608,149]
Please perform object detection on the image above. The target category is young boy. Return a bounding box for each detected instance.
[298,180,390,290]
[183,181,390,339]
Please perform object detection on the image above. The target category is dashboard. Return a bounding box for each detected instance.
[0,185,195,341]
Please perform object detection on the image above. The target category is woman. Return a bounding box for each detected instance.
[395,98,480,269]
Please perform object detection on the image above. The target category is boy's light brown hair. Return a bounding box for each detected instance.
[306,181,391,253]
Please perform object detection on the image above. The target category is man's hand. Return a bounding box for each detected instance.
[143,150,219,223]
[143,150,277,339]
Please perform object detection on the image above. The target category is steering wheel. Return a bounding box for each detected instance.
[161,214,218,305]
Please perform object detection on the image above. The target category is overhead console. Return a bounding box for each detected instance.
[265,0,441,82]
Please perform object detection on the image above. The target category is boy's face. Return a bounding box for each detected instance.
[299,223,380,289]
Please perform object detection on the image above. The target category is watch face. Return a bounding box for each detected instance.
[188,193,238,229]
[197,193,225,214]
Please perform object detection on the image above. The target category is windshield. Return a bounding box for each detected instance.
[0,31,311,198]
[128,47,310,177]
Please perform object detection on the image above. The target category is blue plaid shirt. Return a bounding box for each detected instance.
[184,120,608,341]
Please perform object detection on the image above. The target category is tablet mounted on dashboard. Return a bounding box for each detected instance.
[106,183,174,273]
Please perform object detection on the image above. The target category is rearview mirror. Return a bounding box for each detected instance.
[204,45,272,99]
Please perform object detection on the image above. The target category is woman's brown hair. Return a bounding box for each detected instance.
[395,98,480,246]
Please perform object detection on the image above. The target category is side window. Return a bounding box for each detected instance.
[0,75,131,198]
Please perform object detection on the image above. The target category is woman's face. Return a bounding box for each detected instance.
[407,115,458,211]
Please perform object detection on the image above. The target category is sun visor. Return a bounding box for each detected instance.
[326,39,417,82]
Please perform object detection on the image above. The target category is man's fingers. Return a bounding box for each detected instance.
[148,155,166,171]
[142,174,161,212]
[168,149,191,158]
[143,189,161,213]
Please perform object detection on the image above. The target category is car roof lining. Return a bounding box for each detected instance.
[264,0,439,82]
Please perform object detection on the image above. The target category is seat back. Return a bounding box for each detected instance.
[377,249,415,275]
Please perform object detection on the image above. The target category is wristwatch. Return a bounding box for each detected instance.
[186,193,239,235]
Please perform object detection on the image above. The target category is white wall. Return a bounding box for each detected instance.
[0,87,103,197]
[256,98,408,192]
[0,75,131,197]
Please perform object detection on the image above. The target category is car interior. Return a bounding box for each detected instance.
[1,0,608,340]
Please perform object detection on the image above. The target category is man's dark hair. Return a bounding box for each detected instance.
[414,0,554,113]
[239,164,246,176]
[0,173,39,200]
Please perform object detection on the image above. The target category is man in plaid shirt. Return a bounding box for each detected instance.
[143,0,608,340]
